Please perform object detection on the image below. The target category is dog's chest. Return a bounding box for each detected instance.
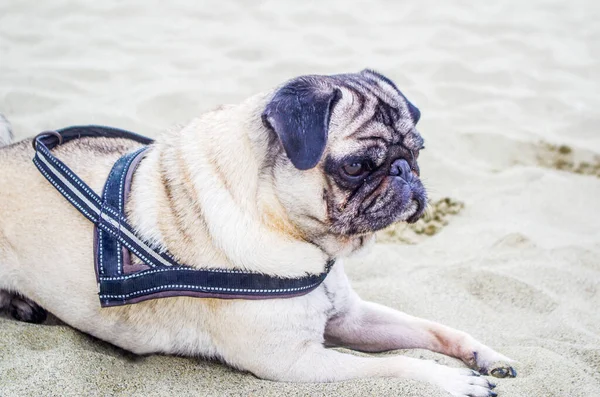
[320,262,354,319]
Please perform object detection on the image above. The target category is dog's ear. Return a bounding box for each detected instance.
[262,77,341,170]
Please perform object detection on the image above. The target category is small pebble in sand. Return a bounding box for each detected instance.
[537,142,600,178]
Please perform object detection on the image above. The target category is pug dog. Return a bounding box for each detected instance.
[0,70,515,396]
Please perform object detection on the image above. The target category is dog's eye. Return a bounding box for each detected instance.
[342,161,372,177]
[344,162,363,176]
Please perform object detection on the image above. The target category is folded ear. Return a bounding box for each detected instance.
[262,77,341,170]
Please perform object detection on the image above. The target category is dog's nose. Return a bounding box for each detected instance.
[389,159,413,182]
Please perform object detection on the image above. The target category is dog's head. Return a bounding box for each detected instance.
[261,69,426,245]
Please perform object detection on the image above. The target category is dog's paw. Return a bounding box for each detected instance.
[469,349,517,379]
[9,295,47,324]
[489,364,517,379]
[428,364,497,397]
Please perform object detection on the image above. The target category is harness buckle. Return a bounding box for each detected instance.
[32,130,64,151]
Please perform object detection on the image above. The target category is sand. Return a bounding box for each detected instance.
[1,0,599,395]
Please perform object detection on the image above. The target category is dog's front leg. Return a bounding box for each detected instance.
[230,340,495,397]
[325,295,516,379]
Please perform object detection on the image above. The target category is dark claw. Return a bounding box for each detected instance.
[489,392,498,397]
[491,366,517,379]
[488,381,497,389]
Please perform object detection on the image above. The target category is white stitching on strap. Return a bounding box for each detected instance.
[99,229,104,275]
[39,145,102,205]
[99,266,250,280]
[99,280,321,299]
[118,148,146,212]
[116,148,146,275]
[98,222,157,268]
[99,210,177,267]
[100,151,122,276]
[34,158,97,222]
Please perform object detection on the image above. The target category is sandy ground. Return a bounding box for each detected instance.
[1,0,599,396]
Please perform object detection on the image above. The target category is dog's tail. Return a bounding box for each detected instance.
[0,114,14,147]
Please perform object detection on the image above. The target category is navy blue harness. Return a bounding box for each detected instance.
[32,126,334,307]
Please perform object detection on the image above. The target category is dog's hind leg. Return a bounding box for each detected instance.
[0,118,45,324]
[0,227,47,324]
[1,291,48,323]
[0,289,47,324]
[0,290,11,311]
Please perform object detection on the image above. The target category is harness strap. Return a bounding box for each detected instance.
[97,147,149,278]
[32,126,333,307]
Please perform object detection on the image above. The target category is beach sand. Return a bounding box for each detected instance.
[1,0,599,395]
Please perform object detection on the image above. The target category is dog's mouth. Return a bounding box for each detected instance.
[405,198,426,224]
[327,174,428,236]
[372,196,425,229]
[329,196,426,236]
